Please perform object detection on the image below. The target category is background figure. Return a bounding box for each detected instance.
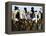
[20,9,26,19]
[31,7,35,19]
[39,8,43,19]
[23,7,27,20]
[24,7,27,13]
[31,7,34,13]
[12,6,20,23]
[15,6,20,19]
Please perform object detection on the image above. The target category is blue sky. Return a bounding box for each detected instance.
[12,5,43,12]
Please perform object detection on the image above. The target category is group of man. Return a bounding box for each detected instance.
[12,6,43,23]
[12,6,44,31]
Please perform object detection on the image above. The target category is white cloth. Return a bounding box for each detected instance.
[12,10,19,21]
[20,10,27,19]
[26,13,31,20]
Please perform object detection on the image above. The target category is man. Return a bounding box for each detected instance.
[12,6,20,22]
[20,7,27,20]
